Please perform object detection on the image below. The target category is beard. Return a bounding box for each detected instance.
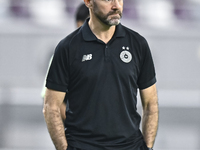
[93,2,122,26]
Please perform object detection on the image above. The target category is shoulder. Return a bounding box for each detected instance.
[57,27,82,49]
[54,27,84,64]
[121,24,148,44]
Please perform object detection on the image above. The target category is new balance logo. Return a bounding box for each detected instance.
[82,54,92,62]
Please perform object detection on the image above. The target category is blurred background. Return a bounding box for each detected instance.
[0,0,200,149]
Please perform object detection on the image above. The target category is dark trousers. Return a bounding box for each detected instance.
[67,146,82,150]
[67,143,149,150]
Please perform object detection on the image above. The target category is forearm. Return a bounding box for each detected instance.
[142,105,159,148]
[43,106,67,150]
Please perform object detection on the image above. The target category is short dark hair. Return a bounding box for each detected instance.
[75,3,89,22]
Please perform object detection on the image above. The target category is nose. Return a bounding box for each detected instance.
[111,0,123,9]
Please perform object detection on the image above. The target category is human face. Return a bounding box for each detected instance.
[92,0,123,26]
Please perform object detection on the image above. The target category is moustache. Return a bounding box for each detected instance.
[107,10,122,17]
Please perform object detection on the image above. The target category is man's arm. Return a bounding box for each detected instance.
[43,88,67,150]
[140,84,159,148]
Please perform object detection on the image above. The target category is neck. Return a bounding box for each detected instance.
[88,17,116,44]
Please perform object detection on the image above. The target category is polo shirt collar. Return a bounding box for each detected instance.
[82,18,126,42]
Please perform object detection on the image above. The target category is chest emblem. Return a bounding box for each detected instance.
[120,46,132,63]
[82,54,92,62]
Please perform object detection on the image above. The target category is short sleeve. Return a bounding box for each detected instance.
[137,38,156,90]
[46,40,69,92]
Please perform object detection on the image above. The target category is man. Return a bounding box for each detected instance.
[75,3,90,28]
[43,0,159,150]
[41,3,89,120]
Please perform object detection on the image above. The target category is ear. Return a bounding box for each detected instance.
[84,0,93,8]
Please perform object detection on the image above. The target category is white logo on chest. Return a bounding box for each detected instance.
[120,46,132,63]
[82,54,92,62]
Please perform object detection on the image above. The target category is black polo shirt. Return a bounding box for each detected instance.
[46,19,156,150]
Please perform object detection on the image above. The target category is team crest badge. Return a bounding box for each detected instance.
[120,46,132,63]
